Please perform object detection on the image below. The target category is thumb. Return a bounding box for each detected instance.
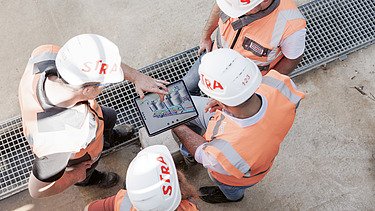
[207,45,212,53]
[198,47,204,55]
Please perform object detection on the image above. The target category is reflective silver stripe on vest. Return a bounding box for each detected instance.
[267,49,283,63]
[29,51,58,64]
[262,76,302,105]
[210,114,225,140]
[216,29,223,48]
[119,192,132,211]
[270,9,305,47]
[206,139,250,174]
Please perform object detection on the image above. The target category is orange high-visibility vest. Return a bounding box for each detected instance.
[18,45,104,161]
[203,70,305,186]
[114,189,199,211]
[214,0,306,73]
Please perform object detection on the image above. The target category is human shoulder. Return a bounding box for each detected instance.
[177,199,199,211]
[31,44,60,57]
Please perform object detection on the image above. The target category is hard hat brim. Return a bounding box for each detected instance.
[216,0,263,18]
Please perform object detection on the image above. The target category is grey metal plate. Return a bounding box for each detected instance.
[0,0,374,200]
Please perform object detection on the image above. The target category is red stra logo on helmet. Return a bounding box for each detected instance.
[200,74,224,91]
[81,60,119,74]
[240,0,251,4]
[157,156,173,195]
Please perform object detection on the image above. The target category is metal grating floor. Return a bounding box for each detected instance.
[0,0,374,200]
[293,0,375,77]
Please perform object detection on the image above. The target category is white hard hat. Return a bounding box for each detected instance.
[198,49,262,106]
[55,34,124,86]
[216,0,263,18]
[126,145,181,211]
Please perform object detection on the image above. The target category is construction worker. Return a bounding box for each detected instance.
[172,49,304,203]
[18,34,169,198]
[85,145,199,211]
[183,0,306,95]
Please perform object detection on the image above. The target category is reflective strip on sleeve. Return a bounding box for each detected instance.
[119,192,132,211]
[206,139,250,175]
[270,10,305,47]
[210,114,225,140]
[29,51,58,64]
[262,76,302,105]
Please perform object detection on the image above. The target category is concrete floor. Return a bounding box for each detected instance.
[0,0,374,210]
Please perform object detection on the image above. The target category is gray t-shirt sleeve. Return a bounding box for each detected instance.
[32,152,70,183]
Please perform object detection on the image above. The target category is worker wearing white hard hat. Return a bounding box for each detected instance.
[182,0,306,96]
[173,49,304,203]
[19,34,169,198]
[85,145,199,211]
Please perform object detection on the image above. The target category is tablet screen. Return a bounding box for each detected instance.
[134,80,198,136]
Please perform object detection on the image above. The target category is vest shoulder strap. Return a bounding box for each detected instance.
[231,0,281,31]
[261,70,305,105]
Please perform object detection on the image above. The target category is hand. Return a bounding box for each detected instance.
[71,160,93,183]
[198,37,213,55]
[134,74,169,101]
[204,98,221,113]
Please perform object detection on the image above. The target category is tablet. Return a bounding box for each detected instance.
[134,80,198,136]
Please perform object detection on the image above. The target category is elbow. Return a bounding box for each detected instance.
[28,180,56,198]
[28,186,44,199]
[28,173,55,198]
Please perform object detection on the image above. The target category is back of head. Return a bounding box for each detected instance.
[55,34,124,86]
[216,0,264,18]
[198,49,262,106]
[126,145,181,211]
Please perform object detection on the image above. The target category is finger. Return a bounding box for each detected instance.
[198,47,205,55]
[155,82,168,92]
[207,45,212,53]
[155,79,170,85]
[204,101,218,112]
[206,100,218,108]
[209,106,220,113]
[151,87,168,96]
[204,104,212,113]
[136,87,145,99]
[157,93,165,102]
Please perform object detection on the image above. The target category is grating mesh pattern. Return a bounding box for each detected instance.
[292,0,375,77]
[0,117,34,199]
[0,0,374,200]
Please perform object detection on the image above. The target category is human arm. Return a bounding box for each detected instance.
[172,125,206,156]
[121,63,169,101]
[28,161,92,198]
[273,29,306,75]
[172,125,230,175]
[198,3,221,54]
[273,55,303,75]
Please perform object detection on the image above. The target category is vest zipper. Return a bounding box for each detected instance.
[230,28,243,49]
